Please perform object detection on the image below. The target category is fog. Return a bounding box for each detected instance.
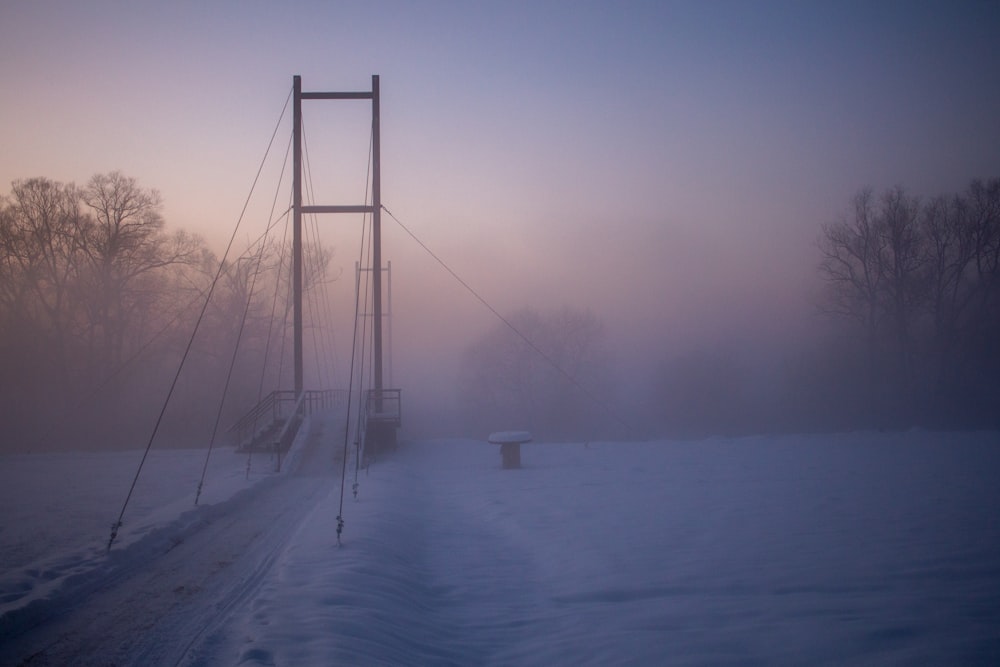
[380,206,821,439]
[2,2,999,449]
[2,170,998,451]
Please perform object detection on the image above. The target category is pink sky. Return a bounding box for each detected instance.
[2,1,999,410]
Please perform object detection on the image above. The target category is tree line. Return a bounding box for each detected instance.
[458,177,999,439]
[4,171,996,446]
[0,172,322,450]
[815,178,1000,429]
[651,176,1000,436]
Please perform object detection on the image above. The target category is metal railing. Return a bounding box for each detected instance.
[230,388,346,450]
[365,388,402,427]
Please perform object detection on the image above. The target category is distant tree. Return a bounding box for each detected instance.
[959,179,1000,335]
[818,179,1000,427]
[0,172,349,449]
[819,186,926,376]
[926,179,1000,418]
[877,186,926,376]
[922,192,975,393]
[457,306,612,438]
[0,178,89,386]
[179,232,338,429]
[79,171,201,370]
[819,189,885,347]
[0,174,222,448]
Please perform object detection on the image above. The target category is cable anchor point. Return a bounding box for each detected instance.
[107,520,122,552]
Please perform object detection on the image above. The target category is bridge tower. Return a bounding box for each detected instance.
[292,75,400,453]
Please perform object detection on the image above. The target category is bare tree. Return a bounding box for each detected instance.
[80,171,200,369]
[947,179,1000,404]
[963,178,1000,321]
[0,178,90,385]
[819,188,885,342]
[923,193,974,390]
[876,186,926,376]
[819,187,926,376]
[0,174,222,448]
[818,179,1000,428]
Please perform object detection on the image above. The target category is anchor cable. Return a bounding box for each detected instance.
[336,129,375,542]
[197,127,294,501]
[337,215,371,544]
[247,187,294,478]
[352,130,375,501]
[382,204,637,437]
[300,121,334,389]
[107,85,293,551]
[352,239,373,496]
[195,227,268,504]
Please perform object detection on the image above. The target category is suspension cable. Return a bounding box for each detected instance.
[349,221,373,508]
[336,211,371,545]
[275,266,293,394]
[300,121,325,388]
[335,122,377,539]
[247,186,294,478]
[381,204,637,437]
[352,223,373,490]
[198,127,294,499]
[353,129,375,498]
[107,85,294,551]
[310,213,341,384]
[300,120,341,389]
[195,229,269,504]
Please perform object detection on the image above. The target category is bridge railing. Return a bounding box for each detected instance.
[230,389,347,450]
[365,388,402,427]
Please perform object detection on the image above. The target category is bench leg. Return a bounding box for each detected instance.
[501,442,521,469]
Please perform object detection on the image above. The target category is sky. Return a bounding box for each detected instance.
[2,1,1000,418]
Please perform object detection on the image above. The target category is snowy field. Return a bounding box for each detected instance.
[0,442,277,617]
[2,427,999,665]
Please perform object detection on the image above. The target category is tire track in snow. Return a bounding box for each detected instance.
[217,439,561,666]
[213,446,475,666]
[0,418,339,667]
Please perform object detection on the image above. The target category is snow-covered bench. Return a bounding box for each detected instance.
[488,431,532,469]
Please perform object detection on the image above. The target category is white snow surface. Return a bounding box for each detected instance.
[0,438,267,617]
[2,424,999,665]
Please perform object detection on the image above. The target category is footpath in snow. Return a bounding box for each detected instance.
[2,426,998,665]
[198,431,1000,666]
[0,413,339,666]
[0,442,269,620]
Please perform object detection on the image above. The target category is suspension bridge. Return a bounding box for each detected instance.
[0,74,645,665]
[103,73,631,553]
[229,75,401,461]
[103,75,403,552]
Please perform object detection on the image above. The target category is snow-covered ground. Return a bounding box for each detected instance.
[0,432,294,620]
[2,425,999,665]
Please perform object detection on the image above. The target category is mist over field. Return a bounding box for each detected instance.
[3,172,997,450]
[1,8,1000,666]
[1,2,999,448]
